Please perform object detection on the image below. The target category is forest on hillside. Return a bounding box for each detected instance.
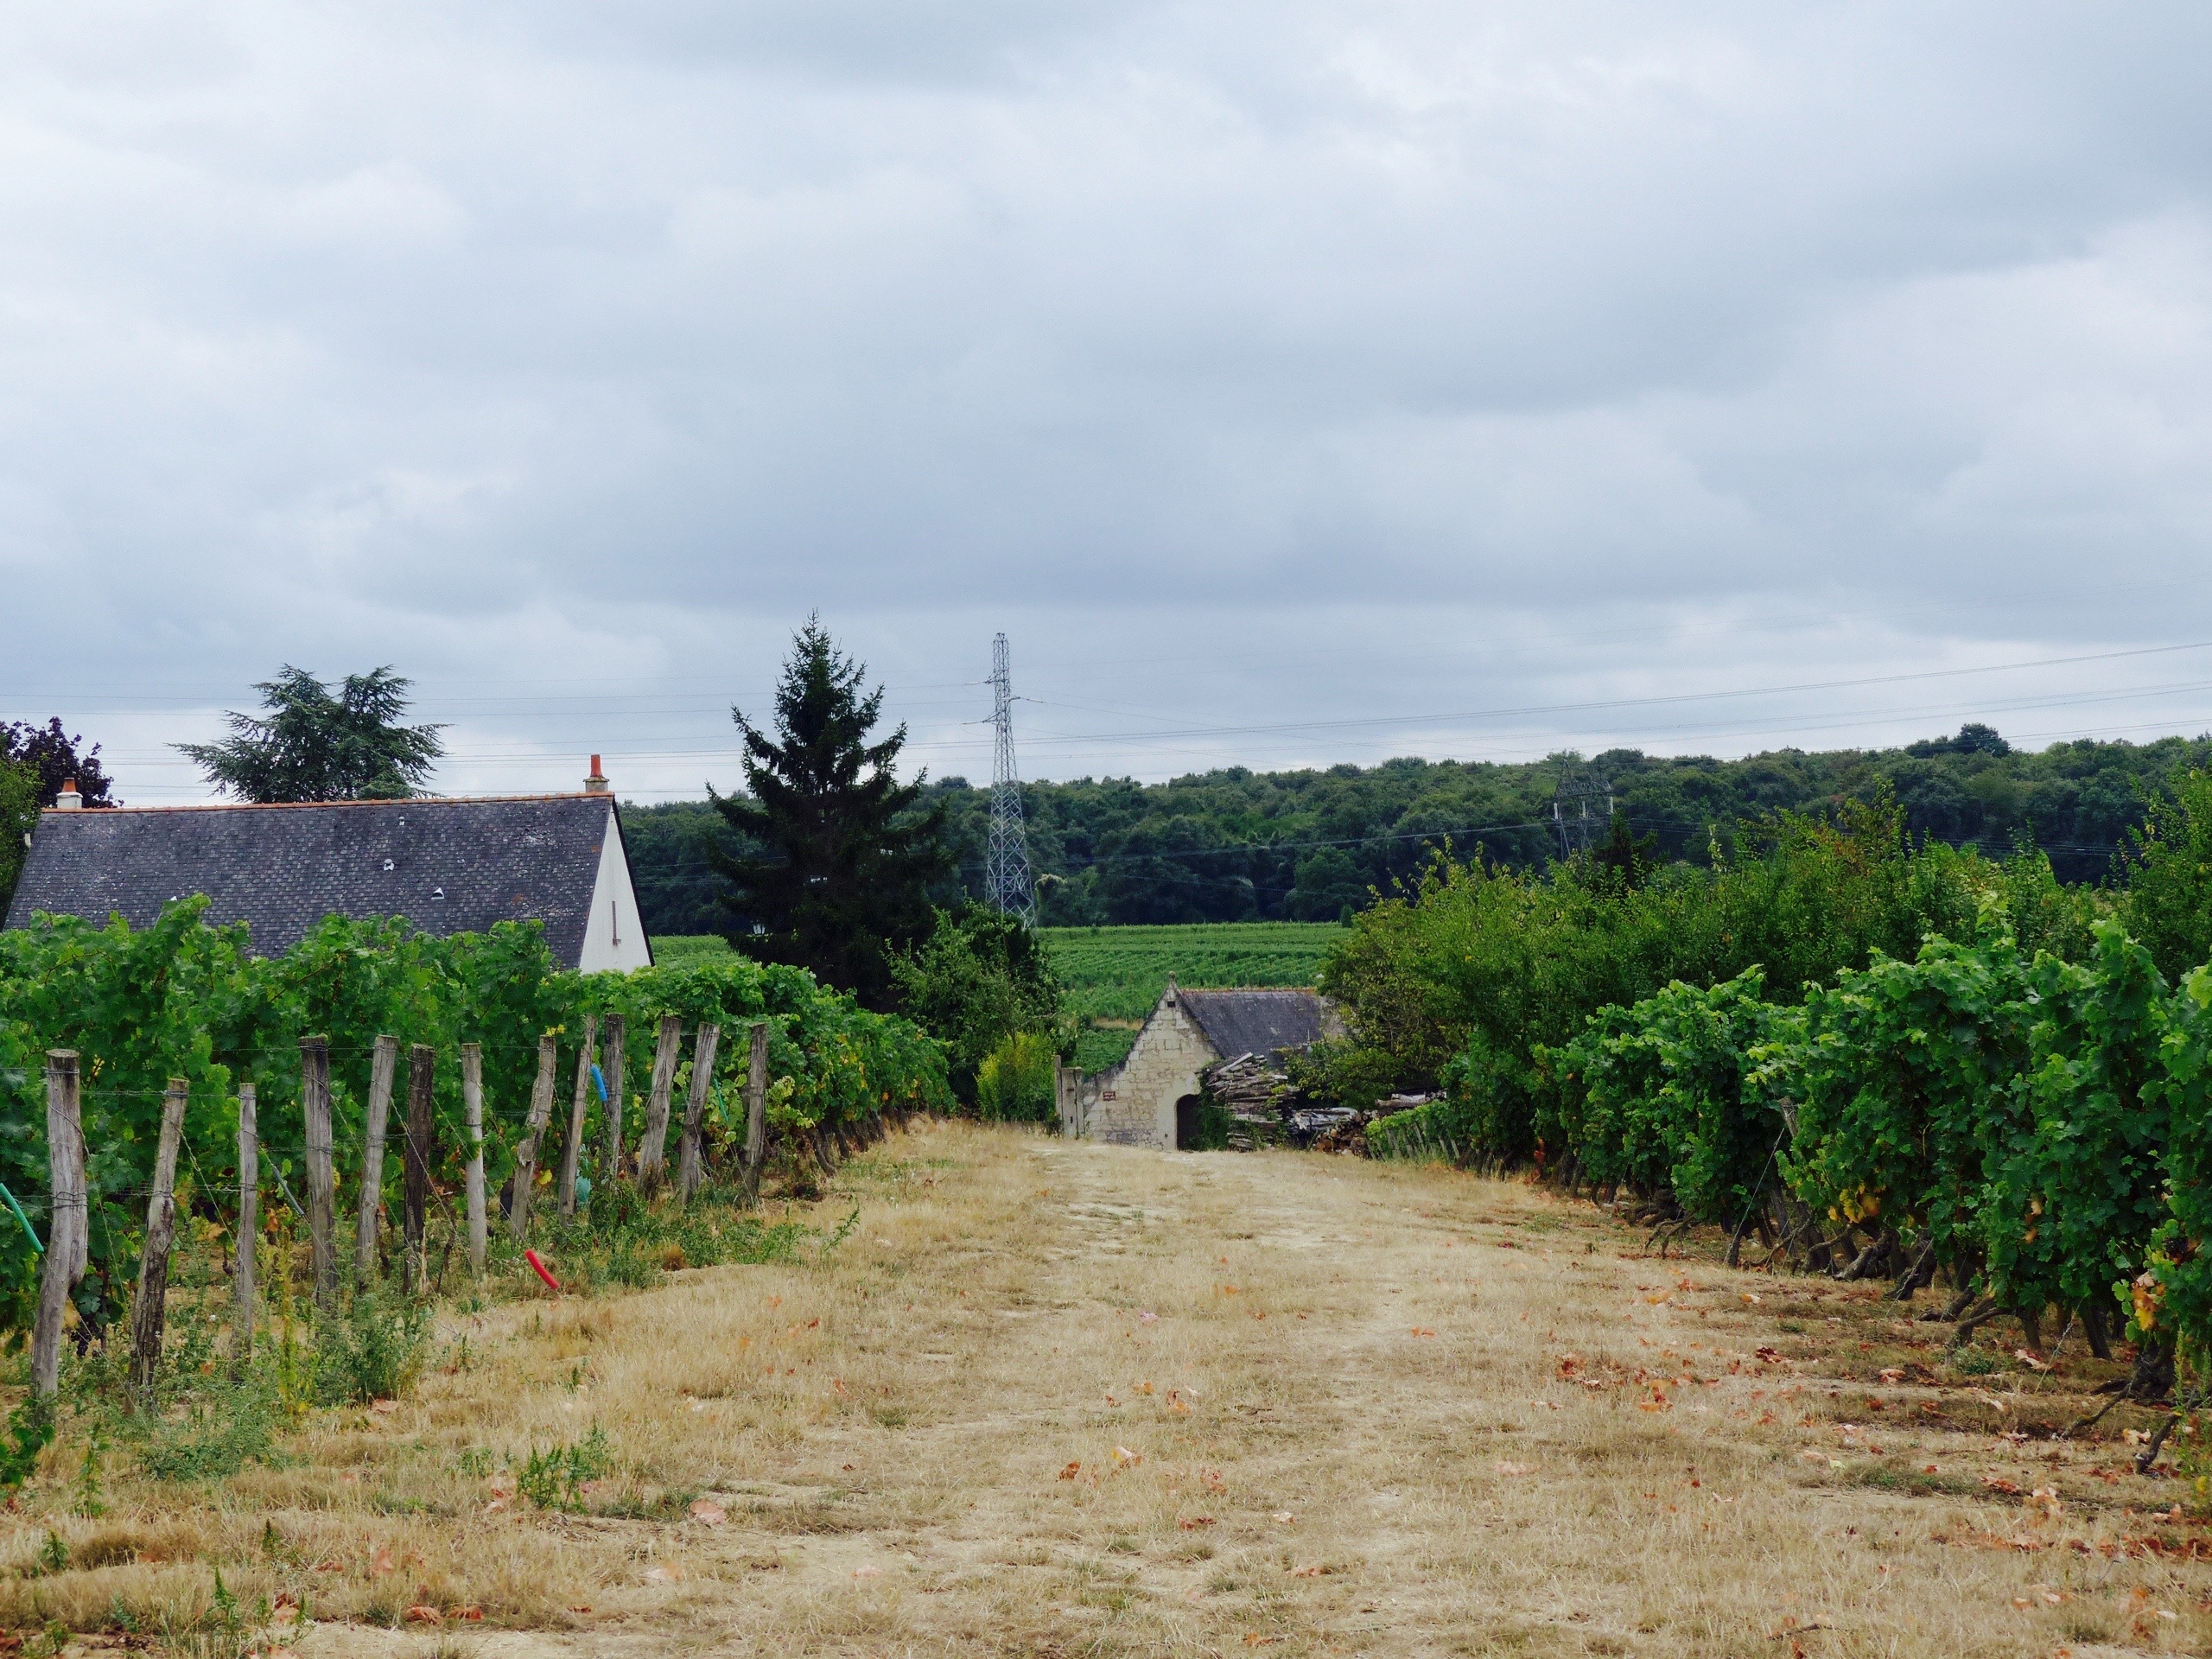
[624,723,2212,936]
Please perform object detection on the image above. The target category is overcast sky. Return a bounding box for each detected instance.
[5,3,2211,802]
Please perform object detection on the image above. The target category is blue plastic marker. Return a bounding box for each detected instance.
[0,1182,42,1254]
[590,1063,607,1103]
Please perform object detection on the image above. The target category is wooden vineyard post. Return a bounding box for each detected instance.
[233,1084,257,1362]
[638,1015,683,1192]
[403,1044,435,1294]
[558,1013,599,1217]
[509,1033,558,1242]
[128,1078,189,1396]
[461,1043,486,1276]
[599,1014,626,1188]
[356,1033,399,1282]
[30,1052,86,1397]
[739,1021,769,1209]
[677,1024,722,1202]
[301,1036,336,1313]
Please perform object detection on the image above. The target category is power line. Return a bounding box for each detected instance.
[83,668,2212,772]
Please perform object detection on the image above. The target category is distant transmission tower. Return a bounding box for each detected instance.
[985,632,1037,923]
[1552,760,1615,861]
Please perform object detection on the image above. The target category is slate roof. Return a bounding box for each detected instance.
[3,794,625,968]
[1177,988,1338,1060]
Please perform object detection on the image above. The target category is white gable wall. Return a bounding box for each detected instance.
[577,804,653,974]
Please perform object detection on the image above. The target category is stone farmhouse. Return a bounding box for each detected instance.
[4,758,651,973]
[1057,978,1340,1149]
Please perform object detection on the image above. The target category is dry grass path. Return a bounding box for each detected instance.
[7,1122,2211,1656]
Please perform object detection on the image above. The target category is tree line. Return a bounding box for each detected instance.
[626,720,2212,935]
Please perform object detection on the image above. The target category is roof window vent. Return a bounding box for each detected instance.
[383,858,396,873]
[431,886,446,900]
[54,779,82,811]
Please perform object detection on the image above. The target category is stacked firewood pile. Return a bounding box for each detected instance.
[1202,1057,1420,1154]
[1205,1053,1294,1118]
[1316,1093,1435,1153]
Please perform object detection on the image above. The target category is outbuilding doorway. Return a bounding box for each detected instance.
[1174,1094,1203,1150]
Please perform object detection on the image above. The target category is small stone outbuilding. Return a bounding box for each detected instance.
[1057,978,1339,1150]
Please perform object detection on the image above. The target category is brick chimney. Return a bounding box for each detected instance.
[584,754,610,795]
[54,779,82,811]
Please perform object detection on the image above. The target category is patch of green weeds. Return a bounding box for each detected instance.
[159,1568,302,1659]
[591,1483,698,1522]
[517,1423,613,1511]
[1950,1347,2004,1376]
[138,1371,287,1482]
[2171,1409,2212,1516]
[314,1281,429,1405]
[536,1189,804,1296]
[73,1430,107,1516]
[0,1392,55,1497]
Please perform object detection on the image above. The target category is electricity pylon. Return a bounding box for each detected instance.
[985,632,1036,923]
[1552,759,1615,861]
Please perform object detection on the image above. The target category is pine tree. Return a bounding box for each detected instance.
[710,620,950,1007]
[176,666,443,802]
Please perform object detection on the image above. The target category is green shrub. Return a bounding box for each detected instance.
[976,1031,1056,1122]
[314,1283,429,1406]
[893,905,1062,1105]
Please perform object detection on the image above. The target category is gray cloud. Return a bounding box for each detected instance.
[3,2,2211,800]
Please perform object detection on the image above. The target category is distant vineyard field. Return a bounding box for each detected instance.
[1040,922,1344,1071]
[652,934,734,962]
[649,924,1344,1073]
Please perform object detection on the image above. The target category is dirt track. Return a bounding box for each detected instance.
[11,1122,2211,1656]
